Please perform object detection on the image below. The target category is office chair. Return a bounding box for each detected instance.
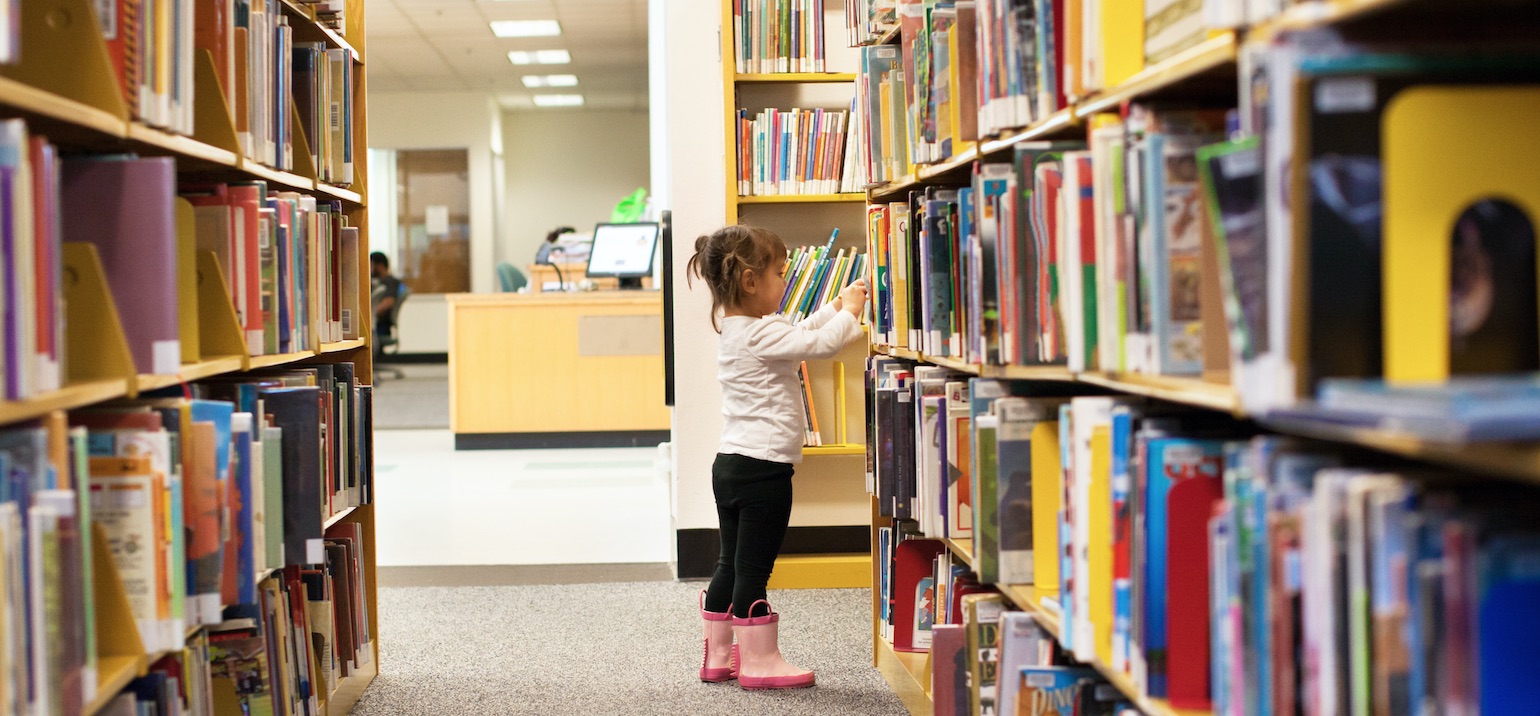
[374,283,411,381]
[496,262,528,292]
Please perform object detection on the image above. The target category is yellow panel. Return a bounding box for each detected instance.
[61,244,136,384]
[92,524,146,659]
[767,554,872,589]
[0,0,129,120]
[193,50,242,154]
[1030,421,1061,592]
[1382,86,1540,383]
[1101,0,1146,87]
[1089,424,1114,666]
[196,251,251,359]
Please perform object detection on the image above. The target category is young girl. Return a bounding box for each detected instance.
[688,225,868,690]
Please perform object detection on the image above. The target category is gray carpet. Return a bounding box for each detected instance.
[372,363,450,430]
[350,582,906,716]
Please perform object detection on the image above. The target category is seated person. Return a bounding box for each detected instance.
[534,225,575,265]
[370,251,402,343]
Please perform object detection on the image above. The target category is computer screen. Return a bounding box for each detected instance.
[585,222,659,281]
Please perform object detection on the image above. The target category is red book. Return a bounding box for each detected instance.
[1166,472,1224,709]
[227,184,265,352]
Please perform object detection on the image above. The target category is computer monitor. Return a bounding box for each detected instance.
[585,222,659,289]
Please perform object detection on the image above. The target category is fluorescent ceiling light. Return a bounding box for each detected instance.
[489,19,561,37]
[533,94,585,107]
[521,74,578,88]
[507,49,571,65]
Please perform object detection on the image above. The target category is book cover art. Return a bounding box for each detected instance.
[963,593,1006,716]
[1143,437,1224,696]
[1017,666,1098,716]
[932,624,970,716]
[996,397,1038,585]
[996,611,1053,716]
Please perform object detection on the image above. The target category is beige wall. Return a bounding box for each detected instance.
[501,109,651,269]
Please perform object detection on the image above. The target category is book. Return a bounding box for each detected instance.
[963,592,1005,716]
[932,624,970,716]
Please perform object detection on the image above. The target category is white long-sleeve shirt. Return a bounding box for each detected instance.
[717,302,863,464]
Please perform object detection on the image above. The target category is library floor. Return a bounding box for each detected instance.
[359,365,906,714]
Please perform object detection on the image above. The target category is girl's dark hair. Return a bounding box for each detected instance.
[686,225,787,332]
[545,226,574,244]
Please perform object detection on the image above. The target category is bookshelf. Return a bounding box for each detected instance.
[858,1,1540,715]
[0,0,379,712]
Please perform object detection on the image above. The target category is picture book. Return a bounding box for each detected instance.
[1142,437,1224,696]
[963,593,1006,716]
[932,624,970,716]
[1016,666,1098,716]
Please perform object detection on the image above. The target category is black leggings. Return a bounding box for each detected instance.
[703,453,794,619]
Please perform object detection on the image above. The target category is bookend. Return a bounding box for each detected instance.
[193,49,243,155]
[0,0,130,121]
[61,243,137,388]
[177,198,203,363]
[196,251,249,364]
[86,523,148,712]
[290,100,321,182]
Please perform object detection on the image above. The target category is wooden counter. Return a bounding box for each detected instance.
[446,291,670,449]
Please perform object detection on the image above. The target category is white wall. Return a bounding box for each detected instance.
[501,109,651,268]
[369,91,503,294]
[653,0,727,543]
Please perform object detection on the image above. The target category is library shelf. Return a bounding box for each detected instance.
[994,584,1208,716]
[321,338,368,353]
[735,72,858,83]
[1260,416,1540,487]
[133,355,250,394]
[0,379,132,426]
[249,351,318,370]
[803,443,867,456]
[324,504,358,530]
[86,654,145,716]
[316,181,363,205]
[326,656,379,716]
[737,193,866,204]
[1078,372,1239,414]
[1075,32,1240,118]
[239,160,318,196]
[871,26,901,46]
[943,537,973,566]
[0,75,125,138]
[866,108,1080,201]
[277,0,363,64]
[125,122,241,169]
[875,637,932,716]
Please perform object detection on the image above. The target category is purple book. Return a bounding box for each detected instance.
[61,156,180,375]
[1,164,16,398]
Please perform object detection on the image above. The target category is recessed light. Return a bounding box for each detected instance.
[533,94,584,107]
[507,49,571,65]
[521,74,578,88]
[489,19,560,37]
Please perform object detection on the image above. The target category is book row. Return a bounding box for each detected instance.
[85,0,357,181]
[869,360,1540,715]
[778,242,868,323]
[735,106,867,196]
[877,535,1139,716]
[2,117,362,387]
[92,529,370,716]
[0,359,372,714]
[731,0,829,74]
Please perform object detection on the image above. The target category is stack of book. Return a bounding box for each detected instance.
[778,242,868,323]
[0,121,65,401]
[732,0,828,74]
[736,106,865,196]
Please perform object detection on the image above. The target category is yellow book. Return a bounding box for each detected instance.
[1383,86,1540,382]
[1100,0,1146,88]
[890,202,912,348]
[1064,0,1083,98]
[1030,420,1061,593]
[1089,423,1114,666]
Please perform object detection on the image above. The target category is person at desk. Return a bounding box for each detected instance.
[370,251,402,340]
[534,225,575,265]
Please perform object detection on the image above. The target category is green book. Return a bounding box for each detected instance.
[963,592,1006,716]
[975,413,999,584]
[70,427,96,691]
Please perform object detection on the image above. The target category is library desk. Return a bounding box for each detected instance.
[525,263,654,292]
[446,290,670,450]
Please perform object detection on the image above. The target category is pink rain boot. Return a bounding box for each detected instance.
[732,599,815,690]
[699,591,739,683]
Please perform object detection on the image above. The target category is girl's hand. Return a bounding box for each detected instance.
[839,279,868,316]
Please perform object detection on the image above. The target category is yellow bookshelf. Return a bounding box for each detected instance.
[737,193,867,204]
[736,72,858,83]
[0,0,379,711]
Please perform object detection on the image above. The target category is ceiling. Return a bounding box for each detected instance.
[365,0,650,111]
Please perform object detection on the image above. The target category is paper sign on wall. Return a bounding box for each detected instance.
[425,205,450,235]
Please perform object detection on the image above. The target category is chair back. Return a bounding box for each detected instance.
[496,262,528,292]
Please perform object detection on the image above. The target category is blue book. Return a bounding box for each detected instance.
[230,413,259,607]
[924,192,957,356]
[1143,436,1225,697]
[1477,535,1540,713]
[1017,666,1099,716]
[1109,407,1134,673]
[1057,404,1075,653]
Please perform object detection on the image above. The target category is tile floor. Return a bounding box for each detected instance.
[373,428,674,566]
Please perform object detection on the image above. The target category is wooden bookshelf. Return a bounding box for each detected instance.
[1073,32,1239,118]
[0,0,378,711]
[803,443,867,456]
[736,72,858,83]
[943,537,973,567]
[737,193,866,204]
[875,638,933,716]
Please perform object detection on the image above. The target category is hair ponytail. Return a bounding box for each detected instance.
[686,225,787,332]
